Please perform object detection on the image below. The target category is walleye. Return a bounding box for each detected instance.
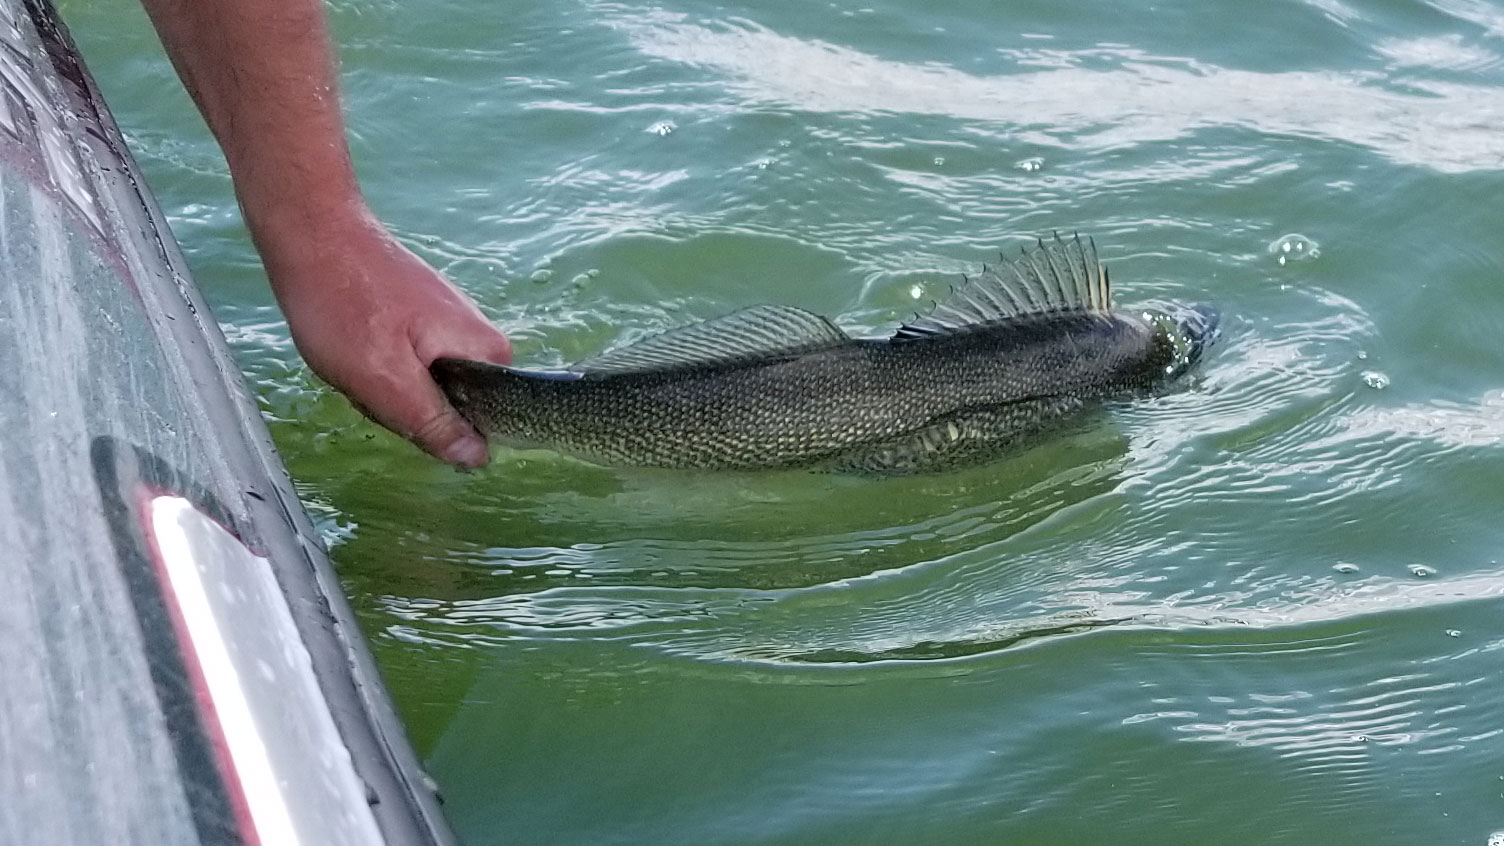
[432,234,1219,473]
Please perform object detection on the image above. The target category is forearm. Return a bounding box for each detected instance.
[139,0,364,270]
[138,0,512,467]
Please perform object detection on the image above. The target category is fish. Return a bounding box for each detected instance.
[431,233,1219,473]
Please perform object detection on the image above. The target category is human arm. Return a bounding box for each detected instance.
[138,0,510,467]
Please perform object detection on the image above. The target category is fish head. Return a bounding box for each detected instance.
[1141,302,1221,381]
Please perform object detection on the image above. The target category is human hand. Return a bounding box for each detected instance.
[258,209,511,468]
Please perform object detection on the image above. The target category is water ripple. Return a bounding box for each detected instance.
[604,10,1504,173]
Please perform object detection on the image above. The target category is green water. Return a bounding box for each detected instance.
[69,1,1504,843]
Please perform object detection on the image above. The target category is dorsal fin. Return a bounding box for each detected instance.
[572,304,850,376]
[894,232,1112,341]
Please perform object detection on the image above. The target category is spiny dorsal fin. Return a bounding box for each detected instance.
[572,304,850,376]
[894,232,1112,341]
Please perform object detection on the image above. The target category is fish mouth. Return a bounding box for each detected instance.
[1143,302,1220,378]
[1177,300,1220,345]
[1171,303,1220,372]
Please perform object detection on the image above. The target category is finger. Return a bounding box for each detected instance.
[409,405,490,468]
[459,330,512,366]
[350,362,491,468]
[424,330,511,367]
[414,312,512,367]
[479,333,512,365]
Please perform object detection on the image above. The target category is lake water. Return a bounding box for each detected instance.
[67,1,1504,843]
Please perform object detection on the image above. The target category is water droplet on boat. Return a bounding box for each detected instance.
[647,120,676,136]
[1269,233,1319,265]
[1361,370,1390,389]
[1408,563,1436,578]
[1333,562,1359,574]
[1015,157,1044,172]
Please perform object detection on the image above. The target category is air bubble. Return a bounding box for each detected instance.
[1361,371,1390,389]
[1269,233,1320,265]
[1015,157,1044,172]
[647,120,676,136]
[529,268,553,284]
[1333,562,1359,574]
[1408,563,1436,578]
[1445,629,1461,638]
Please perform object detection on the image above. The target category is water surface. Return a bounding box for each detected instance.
[69,1,1504,843]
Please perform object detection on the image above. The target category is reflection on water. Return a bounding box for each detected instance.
[1333,388,1504,447]
[349,425,1131,596]
[605,6,1504,173]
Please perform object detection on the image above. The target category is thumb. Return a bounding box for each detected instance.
[414,329,506,468]
[410,403,490,469]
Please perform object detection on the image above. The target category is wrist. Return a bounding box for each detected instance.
[242,188,381,284]
[240,173,368,238]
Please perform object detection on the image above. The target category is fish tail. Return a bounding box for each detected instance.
[429,357,541,436]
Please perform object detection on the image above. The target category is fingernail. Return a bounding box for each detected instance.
[441,436,489,469]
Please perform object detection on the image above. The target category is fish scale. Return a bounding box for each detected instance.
[432,234,1220,473]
